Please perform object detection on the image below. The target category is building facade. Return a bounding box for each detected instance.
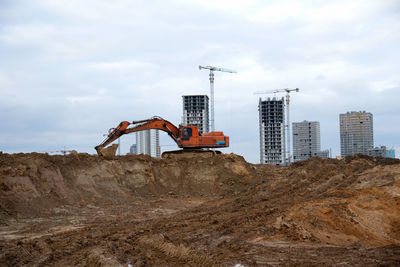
[315,149,330,159]
[366,146,386,158]
[387,148,396,158]
[340,111,373,157]
[182,95,209,134]
[136,129,160,158]
[292,121,321,162]
[367,146,396,158]
[129,144,137,154]
[259,97,286,165]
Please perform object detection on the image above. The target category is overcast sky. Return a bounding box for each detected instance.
[1,0,399,162]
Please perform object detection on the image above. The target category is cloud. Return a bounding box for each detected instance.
[0,73,14,88]
[0,0,399,162]
[66,88,107,104]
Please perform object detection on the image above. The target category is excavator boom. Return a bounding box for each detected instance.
[95,117,180,155]
[95,116,229,156]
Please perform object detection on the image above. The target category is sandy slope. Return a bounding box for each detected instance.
[1,152,399,266]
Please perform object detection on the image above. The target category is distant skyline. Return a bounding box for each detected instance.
[0,0,399,162]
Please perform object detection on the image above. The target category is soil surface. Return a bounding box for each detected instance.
[1,152,399,266]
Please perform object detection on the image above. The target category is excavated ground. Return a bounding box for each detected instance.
[0,152,399,266]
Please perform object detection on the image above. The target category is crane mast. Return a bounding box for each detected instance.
[254,88,299,165]
[199,65,236,132]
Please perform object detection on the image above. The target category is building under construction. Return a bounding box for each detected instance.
[340,111,373,157]
[259,97,286,165]
[182,95,209,134]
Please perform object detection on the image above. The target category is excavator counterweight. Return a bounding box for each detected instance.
[95,116,229,156]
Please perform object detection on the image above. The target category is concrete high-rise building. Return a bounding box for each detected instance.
[136,129,160,158]
[259,97,286,165]
[340,111,373,157]
[129,144,137,154]
[182,95,209,134]
[292,121,321,162]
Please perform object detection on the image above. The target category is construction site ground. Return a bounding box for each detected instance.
[1,152,400,266]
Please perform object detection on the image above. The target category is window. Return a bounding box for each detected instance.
[181,127,192,140]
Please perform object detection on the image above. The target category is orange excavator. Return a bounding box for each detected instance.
[95,116,229,156]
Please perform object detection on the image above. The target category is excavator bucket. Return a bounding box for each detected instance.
[96,144,119,158]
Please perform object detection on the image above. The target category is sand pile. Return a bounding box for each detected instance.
[1,153,399,266]
[0,152,256,219]
[277,157,400,247]
[174,155,400,248]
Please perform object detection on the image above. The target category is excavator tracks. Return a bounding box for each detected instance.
[162,149,221,159]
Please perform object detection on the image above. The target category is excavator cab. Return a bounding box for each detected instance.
[179,126,199,145]
[178,125,228,148]
[181,127,193,141]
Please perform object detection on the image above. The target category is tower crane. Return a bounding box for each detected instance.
[199,65,237,132]
[254,88,299,164]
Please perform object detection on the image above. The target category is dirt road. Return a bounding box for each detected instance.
[1,152,399,266]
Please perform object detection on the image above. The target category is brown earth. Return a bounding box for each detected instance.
[0,152,399,266]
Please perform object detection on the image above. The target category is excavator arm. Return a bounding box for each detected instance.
[95,116,180,155]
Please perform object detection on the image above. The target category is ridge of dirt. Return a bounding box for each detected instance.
[1,153,400,266]
[0,152,258,219]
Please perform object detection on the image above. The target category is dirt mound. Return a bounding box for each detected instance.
[344,153,400,165]
[0,152,257,219]
[1,153,400,266]
[278,158,400,247]
[197,156,400,248]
